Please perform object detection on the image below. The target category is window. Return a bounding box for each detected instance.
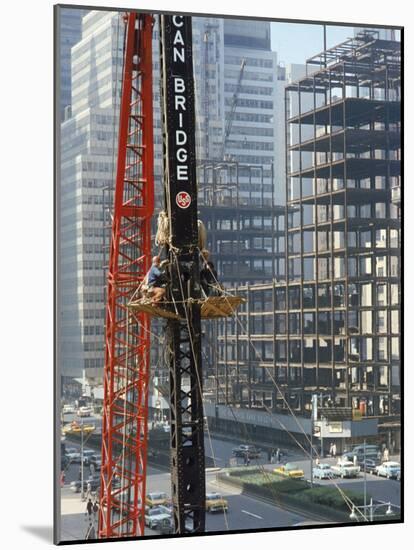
[318,258,330,280]
[289,313,301,334]
[376,256,387,277]
[390,256,399,277]
[303,313,315,334]
[318,312,331,334]
[276,314,286,334]
[303,258,315,281]
[303,285,315,308]
[318,284,330,307]
[360,230,372,248]
[391,310,399,333]
[360,256,372,275]
[289,287,300,309]
[361,283,372,306]
[376,310,388,333]
[377,284,387,305]
[289,340,301,362]
[318,230,329,251]
[334,257,345,279]
[275,288,286,310]
[361,310,373,333]
[375,229,387,248]
[333,283,345,306]
[348,231,357,247]
[303,231,315,253]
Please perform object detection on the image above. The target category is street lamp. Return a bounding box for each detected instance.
[349,499,394,522]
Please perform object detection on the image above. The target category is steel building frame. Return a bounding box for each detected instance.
[213,32,401,449]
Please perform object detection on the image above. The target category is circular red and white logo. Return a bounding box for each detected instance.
[176,191,191,209]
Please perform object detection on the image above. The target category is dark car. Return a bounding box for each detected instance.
[359,457,381,474]
[232,445,261,458]
[69,475,101,493]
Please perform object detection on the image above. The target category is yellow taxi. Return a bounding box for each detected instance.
[205,492,229,513]
[145,491,169,508]
[273,462,305,479]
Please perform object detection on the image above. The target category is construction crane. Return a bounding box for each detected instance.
[99,11,243,539]
[98,12,154,538]
[222,58,246,159]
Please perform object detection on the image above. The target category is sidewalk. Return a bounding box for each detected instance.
[60,487,98,541]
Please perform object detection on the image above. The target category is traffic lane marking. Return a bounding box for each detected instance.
[241,510,263,520]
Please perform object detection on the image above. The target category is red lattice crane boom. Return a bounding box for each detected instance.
[99,12,154,538]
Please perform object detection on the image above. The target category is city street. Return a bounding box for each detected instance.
[60,432,400,541]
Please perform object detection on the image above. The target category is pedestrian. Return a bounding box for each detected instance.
[329,443,333,457]
[276,448,281,463]
[332,443,337,458]
[86,499,93,517]
[89,463,95,477]
[267,449,272,463]
[353,454,358,466]
[246,456,251,467]
[244,453,248,466]
[93,501,99,521]
[383,447,389,462]
[86,481,92,500]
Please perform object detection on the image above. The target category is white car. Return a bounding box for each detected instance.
[77,406,93,417]
[65,447,81,462]
[375,461,401,479]
[331,460,360,478]
[145,506,172,530]
[313,463,334,479]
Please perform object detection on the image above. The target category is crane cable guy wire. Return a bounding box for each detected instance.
[194,247,368,519]
[132,264,366,522]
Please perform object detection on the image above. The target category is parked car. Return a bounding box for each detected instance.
[146,492,169,508]
[274,463,305,479]
[232,445,261,459]
[65,447,81,462]
[331,460,360,478]
[61,454,70,470]
[82,450,96,465]
[375,461,400,479]
[89,455,102,468]
[313,463,334,479]
[77,406,93,417]
[359,457,381,474]
[145,506,172,529]
[205,493,229,513]
[343,445,380,462]
[70,475,100,493]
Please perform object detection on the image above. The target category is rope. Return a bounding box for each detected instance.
[196,247,368,520]
[155,210,170,246]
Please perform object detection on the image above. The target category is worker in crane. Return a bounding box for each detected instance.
[146,255,168,304]
[200,249,219,297]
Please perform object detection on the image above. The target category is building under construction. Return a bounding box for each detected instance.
[208,31,401,451]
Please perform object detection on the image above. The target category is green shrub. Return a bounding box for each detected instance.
[302,487,367,511]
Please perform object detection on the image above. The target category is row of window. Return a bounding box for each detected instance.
[241,282,400,311]
[249,309,400,336]
[288,228,400,252]
[288,254,399,281]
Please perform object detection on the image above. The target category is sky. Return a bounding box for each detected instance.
[271,22,358,65]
